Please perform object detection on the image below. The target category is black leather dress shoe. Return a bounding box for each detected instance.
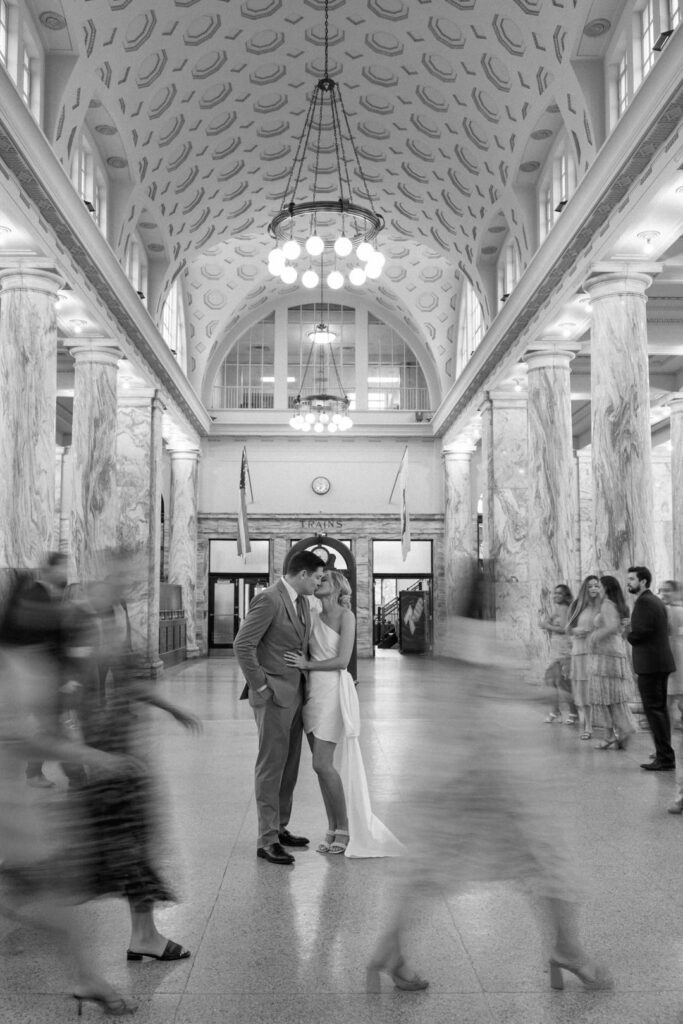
[278,829,309,847]
[257,842,295,864]
[640,761,675,771]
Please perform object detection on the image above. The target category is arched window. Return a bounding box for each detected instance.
[124,231,148,306]
[211,304,429,412]
[160,279,187,371]
[456,277,484,377]
[538,135,577,242]
[70,130,108,233]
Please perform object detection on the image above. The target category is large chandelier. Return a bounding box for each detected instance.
[267,0,385,292]
[289,303,353,434]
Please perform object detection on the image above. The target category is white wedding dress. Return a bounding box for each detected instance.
[302,610,404,859]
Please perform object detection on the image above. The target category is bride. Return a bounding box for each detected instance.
[284,569,403,858]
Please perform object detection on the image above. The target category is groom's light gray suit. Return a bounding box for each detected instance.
[234,580,311,847]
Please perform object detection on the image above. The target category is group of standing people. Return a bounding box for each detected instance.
[542,565,682,779]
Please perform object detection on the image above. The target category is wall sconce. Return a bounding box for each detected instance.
[69,319,87,333]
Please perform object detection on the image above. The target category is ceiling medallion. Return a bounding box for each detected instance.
[39,11,67,30]
[267,0,385,292]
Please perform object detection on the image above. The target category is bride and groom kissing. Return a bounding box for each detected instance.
[234,550,402,865]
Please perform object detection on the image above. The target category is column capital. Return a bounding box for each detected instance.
[667,393,683,416]
[167,444,201,460]
[523,347,577,372]
[442,446,474,462]
[483,389,528,409]
[584,261,662,300]
[0,266,63,296]
[65,337,123,367]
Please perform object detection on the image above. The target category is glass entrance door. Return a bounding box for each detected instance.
[209,575,269,648]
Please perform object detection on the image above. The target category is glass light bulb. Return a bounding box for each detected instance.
[268,247,285,270]
[332,413,341,424]
[301,269,319,289]
[334,235,353,257]
[319,411,330,424]
[301,421,312,432]
[289,415,302,429]
[365,261,382,279]
[371,251,386,268]
[327,422,338,432]
[313,421,324,433]
[305,411,316,424]
[327,270,344,290]
[305,235,324,257]
[357,241,374,262]
[349,266,366,286]
[281,265,297,284]
[282,239,301,260]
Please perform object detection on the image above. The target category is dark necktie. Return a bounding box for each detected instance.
[296,595,306,627]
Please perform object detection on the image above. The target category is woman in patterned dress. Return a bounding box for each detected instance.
[588,575,637,750]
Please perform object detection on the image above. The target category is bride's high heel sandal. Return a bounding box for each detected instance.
[317,830,336,854]
[366,954,429,992]
[548,958,613,991]
[328,829,349,855]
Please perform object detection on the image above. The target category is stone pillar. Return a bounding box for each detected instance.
[480,389,529,651]
[525,348,576,672]
[441,446,476,657]
[168,446,201,657]
[117,387,164,675]
[0,267,62,568]
[651,447,672,588]
[67,340,121,582]
[54,445,66,550]
[575,446,593,584]
[669,396,683,583]
[584,264,660,576]
[354,535,371,659]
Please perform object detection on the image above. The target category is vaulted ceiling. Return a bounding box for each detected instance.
[28,0,622,401]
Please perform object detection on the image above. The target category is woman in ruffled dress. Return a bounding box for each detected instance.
[566,576,601,740]
[588,575,637,750]
[284,569,402,859]
[540,584,576,725]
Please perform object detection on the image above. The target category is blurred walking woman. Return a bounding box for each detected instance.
[567,576,601,739]
[589,576,637,750]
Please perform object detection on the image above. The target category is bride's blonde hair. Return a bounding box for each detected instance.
[328,569,352,609]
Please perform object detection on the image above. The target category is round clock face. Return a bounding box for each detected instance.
[311,475,331,495]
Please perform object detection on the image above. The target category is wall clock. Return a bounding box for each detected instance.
[311,475,331,495]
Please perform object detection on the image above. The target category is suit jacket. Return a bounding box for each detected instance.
[627,589,676,675]
[233,580,310,708]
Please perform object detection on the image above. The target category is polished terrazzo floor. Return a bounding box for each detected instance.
[2,649,682,1024]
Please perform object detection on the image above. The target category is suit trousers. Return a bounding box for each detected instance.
[252,694,304,847]
[637,672,675,766]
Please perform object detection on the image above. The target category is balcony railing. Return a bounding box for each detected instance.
[211,384,431,412]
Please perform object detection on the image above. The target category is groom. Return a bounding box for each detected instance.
[234,550,325,864]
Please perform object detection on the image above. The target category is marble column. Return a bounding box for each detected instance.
[67,340,121,582]
[54,445,66,551]
[669,396,683,583]
[168,445,200,657]
[584,264,660,576]
[480,390,529,651]
[441,446,476,657]
[651,448,672,586]
[525,348,576,673]
[117,387,164,675]
[574,446,593,583]
[0,267,62,569]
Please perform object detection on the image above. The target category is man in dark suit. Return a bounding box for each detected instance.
[234,550,325,864]
[626,565,677,770]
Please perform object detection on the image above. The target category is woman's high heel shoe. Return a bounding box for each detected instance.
[74,994,138,1017]
[328,829,350,855]
[366,954,429,992]
[317,829,336,854]
[548,958,613,991]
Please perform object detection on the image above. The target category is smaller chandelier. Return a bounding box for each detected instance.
[267,0,384,291]
[289,394,353,434]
